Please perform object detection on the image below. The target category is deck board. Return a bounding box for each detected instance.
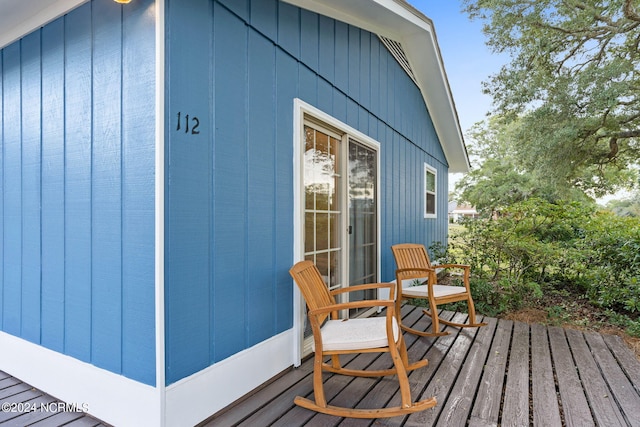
[603,334,640,391]
[434,317,497,427]
[531,323,562,426]
[502,321,530,427]
[548,326,595,427]
[584,332,640,426]
[468,318,512,426]
[566,328,627,426]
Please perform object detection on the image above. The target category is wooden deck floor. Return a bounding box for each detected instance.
[207,306,640,427]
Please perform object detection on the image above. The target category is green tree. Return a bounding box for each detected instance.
[456,116,591,214]
[463,0,640,196]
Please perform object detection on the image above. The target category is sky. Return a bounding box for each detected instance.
[409,1,502,135]
[407,1,507,189]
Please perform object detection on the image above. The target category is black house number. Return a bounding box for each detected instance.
[176,112,200,135]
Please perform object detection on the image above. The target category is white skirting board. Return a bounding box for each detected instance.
[165,329,294,427]
[0,331,161,427]
[0,328,294,427]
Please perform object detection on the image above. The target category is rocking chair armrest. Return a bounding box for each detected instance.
[433,264,471,287]
[308,299,394,317]
[435,263,470,271]
[330,282,395,299]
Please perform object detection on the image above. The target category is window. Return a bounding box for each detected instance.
[424,164,436,218]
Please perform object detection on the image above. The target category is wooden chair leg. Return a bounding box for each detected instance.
[389,334,413,409]
[466,297,487,327]
[428,298,441,335]
[312,351,327,407]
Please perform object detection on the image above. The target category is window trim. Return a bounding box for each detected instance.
[424,163,437,219]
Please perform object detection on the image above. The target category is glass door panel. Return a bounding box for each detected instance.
[348,140,378,316]
[303,124,343,343]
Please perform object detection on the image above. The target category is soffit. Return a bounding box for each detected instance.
[0,0,89,49]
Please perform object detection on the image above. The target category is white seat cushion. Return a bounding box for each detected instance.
[317,317,399,352]
[402,284,467,298]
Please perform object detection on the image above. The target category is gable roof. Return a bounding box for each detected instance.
[284,0,470,172]
[0,0,469,172]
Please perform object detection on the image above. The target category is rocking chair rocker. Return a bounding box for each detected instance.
[289,260,436,418]
[391,243,487,337]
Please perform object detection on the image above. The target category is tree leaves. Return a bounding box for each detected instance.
[462,0,640,194]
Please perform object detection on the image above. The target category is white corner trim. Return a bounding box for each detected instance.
[0,332,160,427]
[155,0,167,426]
[164,329,294,427]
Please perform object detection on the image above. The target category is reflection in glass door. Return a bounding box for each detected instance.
[348,140,378,316]
[302,122,343,350]
[303,124,342,293]
[301,120,378,351]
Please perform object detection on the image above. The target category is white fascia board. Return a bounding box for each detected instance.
[0,0,89,49]
[282,0,470,173]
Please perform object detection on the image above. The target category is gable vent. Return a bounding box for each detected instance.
[378,35,418,86]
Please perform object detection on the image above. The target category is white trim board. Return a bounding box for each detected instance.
[0,331,161,427]
[164,329,295,427]
[155,0,167,426]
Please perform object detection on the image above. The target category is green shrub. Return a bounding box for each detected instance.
[451,198,640,330]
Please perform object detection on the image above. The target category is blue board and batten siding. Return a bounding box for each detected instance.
[165,0,449,384]
[0,0,156,385]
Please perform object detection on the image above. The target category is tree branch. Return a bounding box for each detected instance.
[624,0,640,23]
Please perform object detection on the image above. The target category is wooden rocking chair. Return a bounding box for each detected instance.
[391,243,487,337]
[289,260,436,418]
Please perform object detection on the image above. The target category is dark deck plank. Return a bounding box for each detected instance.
[547,326,595,427]
[565,328,627,426]
[530,323,562,426]
[29,410,86,426]
[207,362,314,426]
[0,382,33,400]
[468,318,513,427]
[501,321,530,427]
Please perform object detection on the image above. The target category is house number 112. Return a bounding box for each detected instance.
[176,112,200,135]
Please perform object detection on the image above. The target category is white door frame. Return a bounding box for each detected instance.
[292,98,381,366]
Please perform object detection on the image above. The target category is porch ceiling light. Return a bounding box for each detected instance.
[114,0,132,3]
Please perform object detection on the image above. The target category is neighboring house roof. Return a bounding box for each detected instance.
[0,0,470,173]
[450,203,478,215]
